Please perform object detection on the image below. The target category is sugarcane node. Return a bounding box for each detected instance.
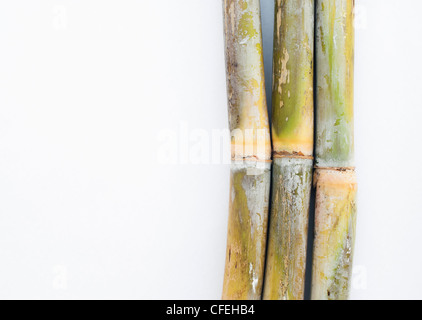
[273,151,314,160]
[313,168,357,186]
[314,166,356,172]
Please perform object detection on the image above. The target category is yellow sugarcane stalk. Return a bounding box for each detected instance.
[263,0,314,300]
[222,0,272,300]
[312,0,357,300]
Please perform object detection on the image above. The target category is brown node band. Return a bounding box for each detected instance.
[314,166,356,171]
[272,151,314,160]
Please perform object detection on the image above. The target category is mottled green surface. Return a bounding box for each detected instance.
[223,162,271,300]
[263,158,313,300]
[223,0,272,161]
[312,0,356,301]
[272,0,314,156]
[312,169,357,300]
[315,0,355,167]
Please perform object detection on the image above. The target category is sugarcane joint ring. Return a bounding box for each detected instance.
[272,151,314,161]
[314,166,356,172]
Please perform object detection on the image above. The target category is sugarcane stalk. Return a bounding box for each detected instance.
[222,0,272,300]
[262,0,314,300]
[312,0,357,300]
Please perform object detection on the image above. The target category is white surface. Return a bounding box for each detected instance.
[0,0,421,300]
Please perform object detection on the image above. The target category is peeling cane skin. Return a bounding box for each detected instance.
[223,162,271,300]
[312,0,357,301]
[222,0,272,300]
[262,0,314,300]
[263,158,313,300]
[223,0,272,161]
[312,169,357,300]
[272,0,314,157]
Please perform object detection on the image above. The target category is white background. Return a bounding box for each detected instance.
[0,0,421,300]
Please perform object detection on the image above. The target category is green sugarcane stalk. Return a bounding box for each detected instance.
[263,0,314,300]
[222,0,272,300]
[312,0,357,300]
